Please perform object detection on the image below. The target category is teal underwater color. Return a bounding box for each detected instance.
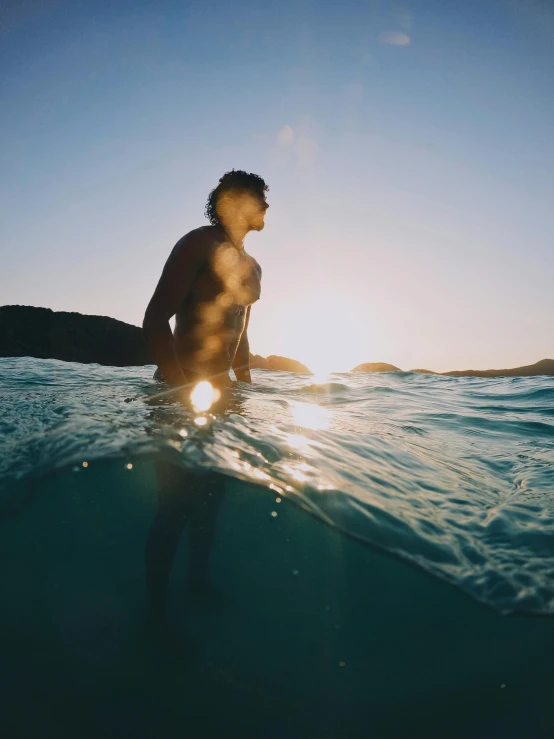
[1,357,554,737]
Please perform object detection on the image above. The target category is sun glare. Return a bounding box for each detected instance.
[290,401,330,430]
[275,296,367,376]
[190,381,220,412]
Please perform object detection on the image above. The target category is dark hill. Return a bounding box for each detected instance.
[351,358,554,377]
[0,305,311,373]
[0,305,150,366]
[2,306,552,377]
[351,362,401,373]
[441,359,554,378]
[250,354,311,373]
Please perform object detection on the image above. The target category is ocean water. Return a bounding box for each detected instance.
[1,357,554,738]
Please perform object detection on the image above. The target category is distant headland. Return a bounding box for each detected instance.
[1,306,552,378]
[351,359,554,377]
[0,305,310,374]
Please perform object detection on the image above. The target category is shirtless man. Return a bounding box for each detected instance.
[142,170,268,638]
[143,169,268,389]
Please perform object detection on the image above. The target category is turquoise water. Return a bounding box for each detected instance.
[1,357,554,737]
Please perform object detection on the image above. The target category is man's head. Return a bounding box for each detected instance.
[205,170,269,233]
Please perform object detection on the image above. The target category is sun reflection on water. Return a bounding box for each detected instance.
[190,380,221,412]
[290,400,330,430]
[286,433,311,449]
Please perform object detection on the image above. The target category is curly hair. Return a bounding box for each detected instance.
[205,169,269,225]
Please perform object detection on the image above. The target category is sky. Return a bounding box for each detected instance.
[1,0,553,373]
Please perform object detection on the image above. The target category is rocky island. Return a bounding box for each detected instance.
[351,362,401,373]
[350,358,554,377]
[0,305,310,373]
[1,306,552,378]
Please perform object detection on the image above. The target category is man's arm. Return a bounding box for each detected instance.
[143,233,203,386]
[232,305,252,383]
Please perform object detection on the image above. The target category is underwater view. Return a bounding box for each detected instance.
[1,357,553,737]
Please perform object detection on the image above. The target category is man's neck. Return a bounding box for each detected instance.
[218,221,248,250]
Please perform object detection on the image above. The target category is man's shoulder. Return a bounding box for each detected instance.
[171,226,220,260]
[176,225,220,247]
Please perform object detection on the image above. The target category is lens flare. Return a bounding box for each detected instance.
[190,381,220,412]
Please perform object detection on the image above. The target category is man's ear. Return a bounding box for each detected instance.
[215,192,234,221]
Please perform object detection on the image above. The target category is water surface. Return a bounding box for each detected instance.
[2,356,553,615]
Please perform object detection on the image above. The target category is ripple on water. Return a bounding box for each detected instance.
[1,357,553,615]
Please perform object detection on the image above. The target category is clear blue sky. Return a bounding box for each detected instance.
[1,0,553,372]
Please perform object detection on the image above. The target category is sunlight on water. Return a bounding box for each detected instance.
[190,380,220,412]
[290,400,330,430]
[310,368,335,385]
[1,357,553,616]
[285,433,313,449]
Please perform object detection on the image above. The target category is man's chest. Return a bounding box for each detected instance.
[196,247,261,306]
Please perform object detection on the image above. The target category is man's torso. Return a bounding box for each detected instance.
[173,226,261,378]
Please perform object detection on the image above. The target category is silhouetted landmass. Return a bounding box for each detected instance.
[2,306,552,378]
[352,358,554,377]
[441,359,554,378]
[0,306,311,373]
[351,362,401,373]
[250,354,311,373]
[0,305,150,366]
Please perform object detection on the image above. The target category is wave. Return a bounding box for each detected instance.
[1,357,554,616]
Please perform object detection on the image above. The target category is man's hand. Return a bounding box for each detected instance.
[143,233,204,386]
[234,367,252,383]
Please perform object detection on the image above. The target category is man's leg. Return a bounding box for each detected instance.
[144,461,189,627]
[187,473,227,593]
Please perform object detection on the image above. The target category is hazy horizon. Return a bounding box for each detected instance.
[1,0,553,373]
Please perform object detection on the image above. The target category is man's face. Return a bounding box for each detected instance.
[217,189,269,231]
[236,190,269,231]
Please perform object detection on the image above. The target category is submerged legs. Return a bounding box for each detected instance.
[144,461,226,626]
